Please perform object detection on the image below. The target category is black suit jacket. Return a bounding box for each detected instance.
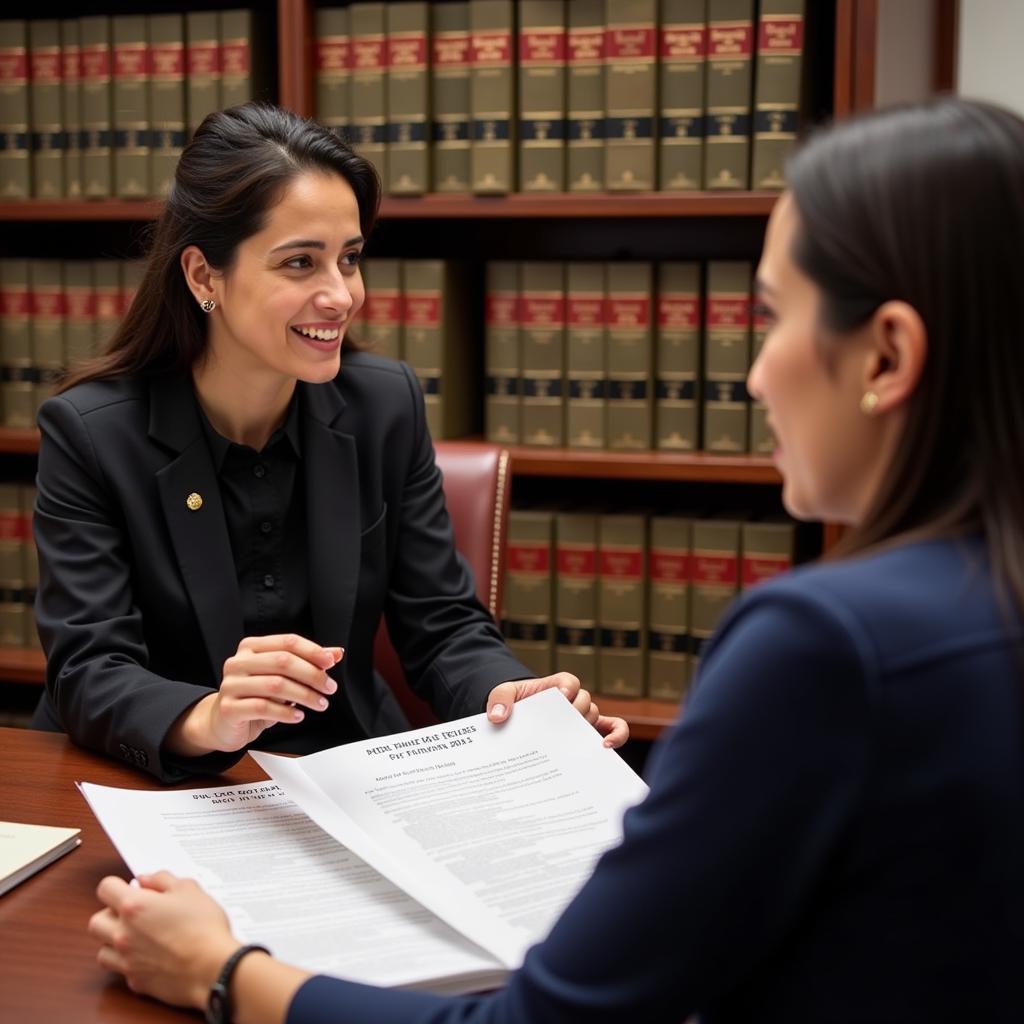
[32,352,530,781]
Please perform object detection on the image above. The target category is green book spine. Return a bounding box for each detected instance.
[315,8,351,141]
[362,258,403,360]
[555,512,599,687]
[503,509,555,675]
[751,0,804,190]
[0,482,25,647]
[470,0,515,194]
[0,21,30,198]
[80,16,112,199]
[566,0,604,192]
[386,1,430,195]
[60,20,83,198]
[658,0,706,191]
[63,261,96,369]
[148,14,185,199]
[92,259,121,352]
[484,260,521,444]
[431,1,471,193]
[29,20,64,199]
[112,15,150,198]
[220,10,256,108]
[350,3,388,185]
[185,12,220,136]
[647,515,693,701]
[520,261,565,447]
[702,260,751,452]
[29,260,65,417]
[597,513,647,698]
[0,259,33,428]
[690,517,740,663]
[565,261,606,449]
[518,0,566,193]
[656,261,701,451]
[606,261,653,450]
[605,0,658,192]
[704,0,754,189]
[741,520,794,589]
[748,301,773,452]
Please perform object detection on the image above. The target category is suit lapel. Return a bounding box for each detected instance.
[149,374,244,677]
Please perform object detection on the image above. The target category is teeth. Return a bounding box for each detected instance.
[295,326,340,341]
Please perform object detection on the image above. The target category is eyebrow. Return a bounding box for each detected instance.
[270,235,364,253]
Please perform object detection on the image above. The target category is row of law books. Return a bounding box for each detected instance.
[0,482,39,652]
[501,508,795,703]
[0,11,266,200]
[315,0,805,195]
[484,258,770,454]
[0,258,144,428]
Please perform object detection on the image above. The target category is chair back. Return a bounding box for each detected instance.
[373,441,511,728]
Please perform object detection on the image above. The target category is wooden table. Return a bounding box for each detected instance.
[0,727,267,1022]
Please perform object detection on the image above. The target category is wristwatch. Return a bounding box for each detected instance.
[206,943,271,1024]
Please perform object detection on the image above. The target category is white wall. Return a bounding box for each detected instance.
[875,0,935,107]
[957,0,1024,114]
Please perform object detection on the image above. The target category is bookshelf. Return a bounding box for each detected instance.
[0,0,901,730]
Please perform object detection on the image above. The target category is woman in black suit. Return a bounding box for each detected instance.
[32,103,626,783]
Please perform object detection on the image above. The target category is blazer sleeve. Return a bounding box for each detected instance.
[34,395,236,782]
[284,586,872,1024]
[381,363,534,721]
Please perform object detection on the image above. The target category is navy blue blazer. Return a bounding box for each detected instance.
[286,537,1024,1023]
[32,352,530,782]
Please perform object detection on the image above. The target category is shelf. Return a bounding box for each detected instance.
[0,199,164,222]
[0,648,45,686]
[596,696,680,741]
[0,428,40,454]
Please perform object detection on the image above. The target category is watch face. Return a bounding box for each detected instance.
[206,983,229,1024]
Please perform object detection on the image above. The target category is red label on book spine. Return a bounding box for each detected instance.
[187,42,220,76]
[568,28,604,63]
[692,554,739,586]
[151,43,185,79]
[81,46,111,80]
[557,546,597,577]
[365,292,401,326]
[485,295,519,327]
[600,549,644,580]
[433,33,470,68]
[472,31,512,66]
[650,550,691,584]
[30,49,61,84]
[759,16,804,55]
[660,25,706,59]
[0,50,28,84]
[708,24,753,59]
[0,288,30,318]
[0,511,22,542]
[352,37,385,71]
[521,296,565,327]
[508,543,550,574]
[31,289,67,318]
[66,290,96,319]
[114,44,150,80]
[316,39,351,73]
[567,297,605,327]
[658,296,700,329]
[706,297,750,328]
[403,294,441,328]
[742,555,791,586]
[221,40,251,76]
[62,45,81,83]
[605,27,656,61]
[519,29,566,65]
[388,35,427,70]
[607,297,651,329]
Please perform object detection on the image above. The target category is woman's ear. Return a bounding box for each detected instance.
[180,246,218,309]
[861,300,928,413]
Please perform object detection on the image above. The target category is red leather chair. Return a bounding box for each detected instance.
[373,441,512,728]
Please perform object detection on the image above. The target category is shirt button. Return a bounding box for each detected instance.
[263,574,275,589]
[253,464,267,478]
[260,520,273,534]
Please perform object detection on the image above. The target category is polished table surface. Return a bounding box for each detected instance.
[0,726,267,1022]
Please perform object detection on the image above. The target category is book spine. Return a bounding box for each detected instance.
[690,518,740,662]
[112,15,151,198]
[740,520,795,589]
[647,515,693,701]
[315,7,351,142]
[0,482,25,646]
[566,0,604,192]
[220,10,254,108]
[704,0,754,189]
[92,259,121,352]
[362,258,403,361]
[484,260,521,444]
[28,260,65,418]
[520,260,566,447]
[605,0,657,192]
[80,16,113,198]
[20,483,37,648]
[503,509,555,675]
[431,1,471,193]
[185,11,220,136]
[0,21,30,199]
[655,260,701,451]
[63,260,96,368]
[148,14,185,199]
[658,0,706,192]
[554,512,599,685]
[349,2,388,185]
[597,513,647,698]
[60,19,83,198]
[565,261,606,449]
[470,0,515,194]
[518,0,566,193]
[120,259,145,322]
[703,259,751,452]
[0,259,33,428]
[386,1,429,195]
[29,20,64,199]
[751,0,805,190]
[606,261,653,449]
[748,298,773,453]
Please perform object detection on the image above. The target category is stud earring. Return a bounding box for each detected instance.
[200,298,216,313]
[859,390,880,415]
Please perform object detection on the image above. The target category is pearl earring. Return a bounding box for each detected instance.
[859,390,880,415]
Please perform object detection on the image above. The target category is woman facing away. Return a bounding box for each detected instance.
[90,97,1024,1022]
[30,103,626,783]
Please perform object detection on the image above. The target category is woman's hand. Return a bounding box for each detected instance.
[486,673,630,748]
[89,872,240,1010]
[166,634,344,756]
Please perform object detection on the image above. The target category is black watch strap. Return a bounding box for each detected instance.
[206,943,271,1024]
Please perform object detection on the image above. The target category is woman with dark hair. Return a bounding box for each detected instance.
[32,102,626,780]
[89,96,1024,1023]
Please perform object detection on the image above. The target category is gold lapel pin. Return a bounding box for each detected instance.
[186,492,203,511]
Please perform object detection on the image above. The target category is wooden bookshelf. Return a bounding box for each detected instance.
[0,429,41,455]
[0,648,45,686]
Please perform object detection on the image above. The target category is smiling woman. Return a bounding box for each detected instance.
[29,103,627,781]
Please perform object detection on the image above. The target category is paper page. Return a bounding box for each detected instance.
[253,689,649,966]
[0,821,81,896]
[78,780,504,989]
